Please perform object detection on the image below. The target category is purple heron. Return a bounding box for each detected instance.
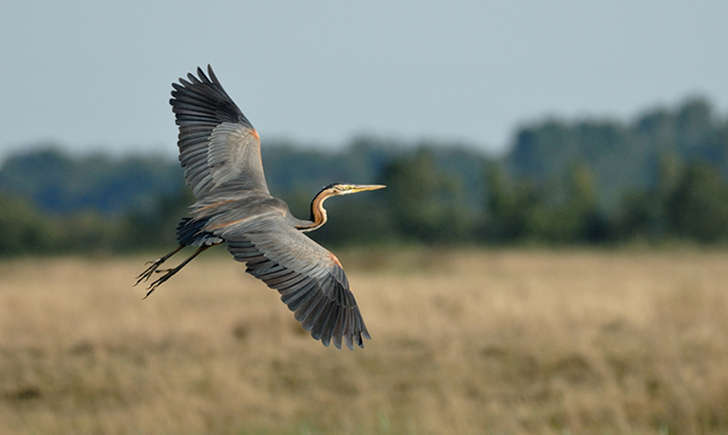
[135,66,385,349]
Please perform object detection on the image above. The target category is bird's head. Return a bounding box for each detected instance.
[312,182,386,212]
[322,183,387,197]
[301,183,387,231]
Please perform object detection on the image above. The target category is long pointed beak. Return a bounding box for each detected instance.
[350,184,386,193]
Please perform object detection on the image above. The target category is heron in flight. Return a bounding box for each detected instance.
[135,66,385,349]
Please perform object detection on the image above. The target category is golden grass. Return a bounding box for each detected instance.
[1,248,728,434]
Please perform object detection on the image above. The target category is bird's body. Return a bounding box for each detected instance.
[136,66,384,350]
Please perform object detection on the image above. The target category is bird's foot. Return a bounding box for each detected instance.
[135,257,166,286]
[143,267,180,299]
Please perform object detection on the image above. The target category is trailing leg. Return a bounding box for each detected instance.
[135,245,184,286]
[144,246,209,299]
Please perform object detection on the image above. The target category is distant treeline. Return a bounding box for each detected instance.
[1,96,727,255]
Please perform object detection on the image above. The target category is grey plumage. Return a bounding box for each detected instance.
[223,217,370,349]
[136,65,382,349]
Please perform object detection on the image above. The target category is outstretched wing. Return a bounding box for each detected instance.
[215,216,371,349]
[170,65,269,199]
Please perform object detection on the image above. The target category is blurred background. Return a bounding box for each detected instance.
[2,1,728,434]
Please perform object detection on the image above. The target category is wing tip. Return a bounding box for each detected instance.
[170,65,214,91]
[313,327,371,350]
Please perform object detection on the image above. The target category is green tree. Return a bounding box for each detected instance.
[0,193,52,255]
[383,148,472,242]
[665,164,728,242]
[483,162,538,241]
[615,153,681,240]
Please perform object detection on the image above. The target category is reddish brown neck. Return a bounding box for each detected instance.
[296,189,333,232]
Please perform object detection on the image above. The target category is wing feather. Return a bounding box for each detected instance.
[170,65,269,199]
[218,216,371,349]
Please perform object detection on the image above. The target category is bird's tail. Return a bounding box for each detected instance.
[176,217,223,247]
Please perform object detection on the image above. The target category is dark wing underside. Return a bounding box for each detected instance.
[217,216,371,349]
[170,65,269,199]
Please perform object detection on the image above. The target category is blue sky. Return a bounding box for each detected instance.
[1,1,727,158]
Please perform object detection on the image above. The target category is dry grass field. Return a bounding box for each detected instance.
[1,248,728,434]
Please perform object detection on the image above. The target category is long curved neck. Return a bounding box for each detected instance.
[295,189,332,232]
